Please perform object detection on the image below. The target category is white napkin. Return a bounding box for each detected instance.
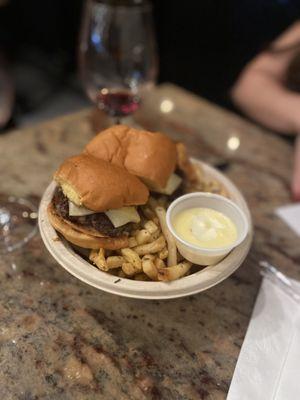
[276,203,300,236]
[227,277,300,400]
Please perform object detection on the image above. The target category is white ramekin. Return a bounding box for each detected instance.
[166,192,249,266]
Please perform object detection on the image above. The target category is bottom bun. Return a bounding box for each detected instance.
[47,204,129,250]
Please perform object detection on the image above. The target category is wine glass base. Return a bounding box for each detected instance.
[0,196,38,253]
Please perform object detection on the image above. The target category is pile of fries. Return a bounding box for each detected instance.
[88,163,227,282]
[184,165,228,197]
[89,197,191,282]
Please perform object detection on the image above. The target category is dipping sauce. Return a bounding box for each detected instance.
[172,207,237,249]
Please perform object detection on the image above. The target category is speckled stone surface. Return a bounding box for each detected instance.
[0,84,299,400]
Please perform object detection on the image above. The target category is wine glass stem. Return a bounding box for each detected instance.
[0,207,11,252]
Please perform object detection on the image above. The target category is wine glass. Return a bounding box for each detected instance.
[0,195,37,254]
[79,0,158,124]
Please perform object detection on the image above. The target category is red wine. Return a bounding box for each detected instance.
[97,91,140,117]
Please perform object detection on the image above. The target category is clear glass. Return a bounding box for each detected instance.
[79,0,158,123]
[0,195,37,253]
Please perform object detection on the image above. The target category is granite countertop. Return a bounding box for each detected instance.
[0,84,299,400]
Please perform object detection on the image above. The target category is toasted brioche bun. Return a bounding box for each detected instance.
[47,204,129,250]
[84,125,177,189]
[54,154,149,211]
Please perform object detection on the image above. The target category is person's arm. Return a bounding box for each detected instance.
[231,21,300,134]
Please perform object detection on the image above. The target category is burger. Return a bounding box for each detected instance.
[47,154,149,250]
[84,125,199,198]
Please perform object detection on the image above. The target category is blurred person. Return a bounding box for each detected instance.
[231,21,300,201]
[153,0,300,106]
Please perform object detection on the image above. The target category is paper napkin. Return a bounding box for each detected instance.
[276,203,300,237]
[227,277,300,400]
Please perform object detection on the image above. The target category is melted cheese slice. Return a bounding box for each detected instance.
[153,173,182,195]
[68,201,95,216]
[68,201,140,228]
[105,207,140,228]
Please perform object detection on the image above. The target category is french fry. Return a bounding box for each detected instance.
[204,179,227,196]
[106,256,125,269]
[121,248,142,271]
[144,220,158,234]
[122,262,136,276]
[128,237,138,248]
[153,217,159,226]
[157,262,192,281]
[155,207,177,267]
[142,254,155,261]
[89,249,98,262]
[142,257,158,280]
[154,257,166,269]
[135,229,152,245]
[133,235,166,256]
[158,247,168,260]
[89,248,108,271]
[151,229,161,240]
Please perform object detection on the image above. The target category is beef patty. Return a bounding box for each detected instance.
[52,187,134,237]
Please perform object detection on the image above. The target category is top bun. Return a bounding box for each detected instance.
[84,125,177,189]
[54,154,149,211]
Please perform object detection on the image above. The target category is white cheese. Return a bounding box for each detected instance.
[154,173,182,195]
[105,207,140,228]
[68,201,140,228]
[68,201,95,217]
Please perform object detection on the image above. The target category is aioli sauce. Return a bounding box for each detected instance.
[172,207,237,249]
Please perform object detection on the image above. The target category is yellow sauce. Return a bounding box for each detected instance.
[172,207,237,249]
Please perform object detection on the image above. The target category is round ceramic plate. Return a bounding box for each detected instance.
[39,159,253,300]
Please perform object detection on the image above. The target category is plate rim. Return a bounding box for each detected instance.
[38,158,253,300]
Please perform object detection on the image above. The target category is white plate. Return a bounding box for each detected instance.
[38,159,253,299]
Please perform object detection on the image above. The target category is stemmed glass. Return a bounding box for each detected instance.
[0,195,37,254]
[79,0,158,124]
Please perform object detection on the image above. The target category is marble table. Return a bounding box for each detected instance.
[0,84,299,400]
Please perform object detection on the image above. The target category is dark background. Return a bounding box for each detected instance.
[0,0,299,129]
